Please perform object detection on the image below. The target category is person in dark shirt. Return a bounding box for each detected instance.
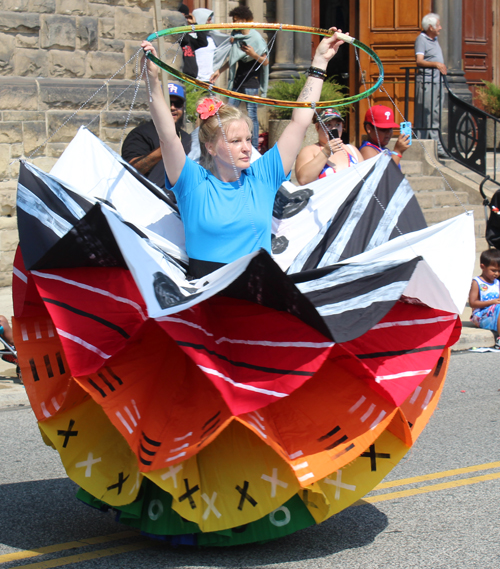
[180,9,208,78]
[121,83,191,189]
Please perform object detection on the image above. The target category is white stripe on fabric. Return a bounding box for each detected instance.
[292,462,309,471]
[422,390,434,409]
[17,183,73,238]
[372,315,457,330]
[376,369,432,382]
[160,316,333,348]
[56,328,111,359]
[317,156,391,268]
[174,432,192,441]
[365,180,415,251]
[348,395,366,413]
[41,401,51,418]
[409,386,422,404]
[360,404,375,422]
[166,452,186,462]
[13,267,28,284]
[198,365,288,398]
[215,337,334,348]
[298,472,315,482]
[297,259,405,295]
[31,270,147,320]
[124,406,137,427]
[247,421,267,439]
[317,281,406,317]
[370,410,387,430]
[23,161,88,220]
[158,316,214,337]
[288,450,304,459]
[170,443,189,452]
[116,411,133,434]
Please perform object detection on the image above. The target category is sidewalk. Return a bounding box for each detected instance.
[0,284,495,410]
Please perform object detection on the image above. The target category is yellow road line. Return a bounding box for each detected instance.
[375,461,500,490]
[365,471,500,503]
[8,542,150,569]
[0,531,139,563]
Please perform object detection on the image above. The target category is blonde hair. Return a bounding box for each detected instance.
[198,99,253,174]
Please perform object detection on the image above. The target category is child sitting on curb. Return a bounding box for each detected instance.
[469,248,500,349]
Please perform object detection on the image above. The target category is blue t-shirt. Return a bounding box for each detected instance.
[166,144,289,264]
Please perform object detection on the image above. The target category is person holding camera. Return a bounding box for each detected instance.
[210,6,269,149]
[295,109,363,185]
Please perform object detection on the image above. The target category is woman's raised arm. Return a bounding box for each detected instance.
[277,29,346,176]
[141,41,186,186]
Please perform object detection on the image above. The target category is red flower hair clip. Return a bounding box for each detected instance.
[197,98,223,119]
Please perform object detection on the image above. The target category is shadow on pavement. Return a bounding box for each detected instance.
[0,476,388,565]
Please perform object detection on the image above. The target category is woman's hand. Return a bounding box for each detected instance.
[140,40,159,83]
[313,28,346,66]
[323,138,344,156]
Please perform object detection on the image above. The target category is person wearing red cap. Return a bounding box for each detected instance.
[295,108,363,185]
[359,105,410,166]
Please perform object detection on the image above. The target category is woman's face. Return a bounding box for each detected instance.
[317,119,343,143]
[208,119,252,172]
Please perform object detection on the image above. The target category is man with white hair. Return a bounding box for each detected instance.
[414,13,447,158]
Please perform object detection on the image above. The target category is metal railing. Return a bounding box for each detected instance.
[401,66,500,196]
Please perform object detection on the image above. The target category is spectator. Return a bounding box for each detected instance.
[359,105,410,166]
[191,9,216,81]
[414,12,447,158]
[210,6,269,149]
[121,83,191,189]
[295,109,363,185]
[469,248,500,349]
[180,8,208,79]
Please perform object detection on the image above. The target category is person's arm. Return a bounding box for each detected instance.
[295,139,343,186]
[277,28,345,176]
[390,132,411,166]
[210,61,229,83]
[359,144,379,161]
[129,148,163,175]
[415,53,447,75]
[240,44,269,67]
[469,280,500,309]
[141,41,186,185]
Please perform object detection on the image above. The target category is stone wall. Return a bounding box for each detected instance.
[0,0,190,287]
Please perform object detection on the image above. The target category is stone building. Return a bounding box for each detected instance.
[0,0,202,286]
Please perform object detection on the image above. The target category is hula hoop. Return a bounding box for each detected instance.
[145,24,383,109]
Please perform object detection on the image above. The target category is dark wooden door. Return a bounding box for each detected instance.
[462,0,493,101]
[350,0,431,142]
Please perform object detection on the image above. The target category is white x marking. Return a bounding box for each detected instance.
[75,452,102,477]
[202,492,221,520]
[324,470,356,500]
[261,468,288,497]
[160,464,183,488]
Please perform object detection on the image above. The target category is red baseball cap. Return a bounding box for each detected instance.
[364,105,399,128]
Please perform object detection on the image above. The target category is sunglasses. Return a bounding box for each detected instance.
[170,98,184,109]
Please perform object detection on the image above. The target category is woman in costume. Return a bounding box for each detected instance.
[294,108,363,186]
[141,30,345,278]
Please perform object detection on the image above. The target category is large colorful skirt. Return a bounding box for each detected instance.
[13,128,475,546]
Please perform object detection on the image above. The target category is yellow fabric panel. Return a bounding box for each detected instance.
[39,397,142,506]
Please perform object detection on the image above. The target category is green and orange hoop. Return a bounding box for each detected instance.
[145,23,384,109]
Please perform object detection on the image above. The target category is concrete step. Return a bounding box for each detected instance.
[422,204,483,225]
[400,160,423,176]
[407,175,445,192]
[415,190,470,209]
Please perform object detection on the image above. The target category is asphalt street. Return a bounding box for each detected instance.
[0,349,499,569]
